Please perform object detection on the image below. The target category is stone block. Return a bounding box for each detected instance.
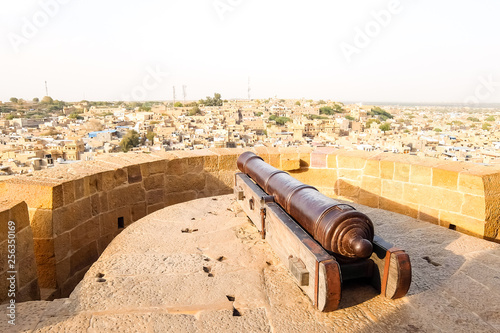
[33,238,55,266]
[55,255,71,287]
[337,169,362,182]
[9,200,30,231]
[108,184,145,209]
[100,192,109,212]
[380,198,418,219]
[70,217,100,253]
[358,189,379,208]
[439,211,485,237]
[337,154,366,170]
[381,180,403,200]
[458,173,485,196]
[363,159,380,177]
[100,211,118,237]
[410,164,432,185]
[16,226,35,261]
[53,232,71,261]
[141,160,166,177]
[336,179,360,198]
[393,162,410,182]
[289,169,337,188]
[147,203,165,215]
[132,202,147,222]
[280,158,300,171]
[403,183,463,212]
[62,182,75,205]
[17,278,40,302]
[433,167,459,190]
[70,241,98,276]
[86,173,103,195]
[127,165,143,183]
[165,191,197,207]
[380,160,394,180]
[361,176,381,196]
[461,194,486,220]
[143,174,165,190]
[90,194,101,217]
[218,153,239,171]
[418,206,439,225]
[17,254,38,287]
[52,198,92,235]
[74,178,85,201]
[147,189,165,206]
[36,256,56,289]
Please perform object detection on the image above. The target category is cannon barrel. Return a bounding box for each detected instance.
[237,152,374,260]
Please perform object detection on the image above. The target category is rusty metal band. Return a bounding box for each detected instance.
[284,184,318,212]
[264,170,288,192]
[381,247,402,297]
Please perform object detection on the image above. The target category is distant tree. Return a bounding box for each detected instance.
[279,99,285,103]
[379,122,391,133]
[482,123,492,131]
[120,130,140,152]
[6,114,14,120]
[275,117,291,125]
[41,96,54,104]
[42,128,61,137]
[69,113,83,120]
[174,102,183,107]
[319,105,343,115]
[485,115,495,122]
[366,118,381,127]
[33,97,39,103]
[318,100,327,105]
[255,112,263,117]
[189,106,202,116]
[467,117,480,122]
[84,119,103,132]
[9,97,18,104]
[345,115,355,121]
[434,128,442,132]
[199,93,223,106]
[295,101,301,106]
[369,107,393,121]
[146,130,155,142]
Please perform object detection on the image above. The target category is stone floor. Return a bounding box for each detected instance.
[3,195,500,332]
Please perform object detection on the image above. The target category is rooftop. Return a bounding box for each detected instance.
[6,194,500,332]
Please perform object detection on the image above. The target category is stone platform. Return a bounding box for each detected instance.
[4,195,500,332]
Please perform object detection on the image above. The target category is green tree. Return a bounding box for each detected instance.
[69,113,83,120]
[10,97,18,104]
[369,107,393,121]
[467,117,480,122]
[482,123,492,131]
[485,115,495,122]
[434,128,442,132]
[174,102,183,107]
[379,122,391,133]
[146,131,155,142]
[33,97,39,103]
[120,130,140,152]
[41,96,54,104]
[6,114,14,120]
[295,101,301,106]
[189,106,201,116]
[318,100,326,105]
[199,93,223,106]
[345,115,355,121]
[255,112,263,117]
[366,118,381,128]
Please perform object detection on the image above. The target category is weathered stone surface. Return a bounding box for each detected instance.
[6,195,500,332]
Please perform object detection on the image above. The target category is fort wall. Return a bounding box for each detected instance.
[0,147,498,301]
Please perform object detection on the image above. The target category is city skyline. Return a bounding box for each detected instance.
[1,0,499,104]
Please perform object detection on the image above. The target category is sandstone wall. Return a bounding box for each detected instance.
[0,200,39,303]
[0,147,498,300]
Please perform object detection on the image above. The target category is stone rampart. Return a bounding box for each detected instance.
[0,147,498,299]
[0,200,39,303]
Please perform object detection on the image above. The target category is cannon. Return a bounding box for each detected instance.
[234,152,411,311]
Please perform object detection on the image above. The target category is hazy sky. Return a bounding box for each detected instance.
[1,0,499,104]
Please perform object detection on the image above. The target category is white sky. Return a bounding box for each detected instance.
[1,0,499,104]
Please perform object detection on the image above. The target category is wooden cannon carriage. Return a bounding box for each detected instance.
[234,152,411,312]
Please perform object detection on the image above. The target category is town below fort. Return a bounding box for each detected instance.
[1,94,499,176]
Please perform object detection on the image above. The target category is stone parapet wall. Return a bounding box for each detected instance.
[0,147,498,300]
[290,148,500,242]
[0,200,40,303]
